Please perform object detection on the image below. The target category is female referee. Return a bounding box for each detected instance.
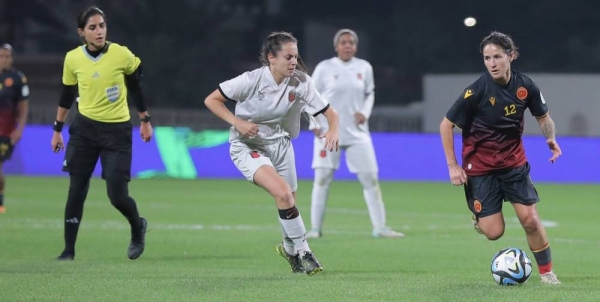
[51,6,152,261]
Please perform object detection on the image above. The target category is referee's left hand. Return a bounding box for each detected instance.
[140,122,153,142]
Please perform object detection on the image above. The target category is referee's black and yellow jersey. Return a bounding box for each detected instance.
[62,42,141,122]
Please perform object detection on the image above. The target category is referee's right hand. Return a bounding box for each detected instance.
[51,132,65,153]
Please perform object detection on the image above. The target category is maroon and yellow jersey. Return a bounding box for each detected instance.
[445,70,548,176]
[0,68,29,136]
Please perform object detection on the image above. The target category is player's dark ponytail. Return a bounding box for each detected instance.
[296,54,308,73]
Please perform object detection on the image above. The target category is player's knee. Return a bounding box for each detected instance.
[314,168,334,186]
[271,186,294,207]
[484,229,505,241]
[520,215,542,234]
[479,218,505,240]
[357,172,379,190]
[68,174,91,198]
[106,179,129,206]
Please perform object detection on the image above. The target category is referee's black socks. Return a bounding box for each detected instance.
[63,174,91,253]
[106,179,142,233]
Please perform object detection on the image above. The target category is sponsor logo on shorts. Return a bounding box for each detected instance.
[473,199,482,213]
[250,151,260,159]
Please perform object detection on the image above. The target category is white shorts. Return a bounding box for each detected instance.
[311,137,379,173]
[230,137,298,191]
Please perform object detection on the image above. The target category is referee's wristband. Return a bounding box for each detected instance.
[53,120,64,132]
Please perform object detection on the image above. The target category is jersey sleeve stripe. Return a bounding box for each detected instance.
[313,104,330,117]
[218,85,236,102]
[534,112,549,119]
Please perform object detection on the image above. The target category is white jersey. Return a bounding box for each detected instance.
[219,66,329,144]
[310,57,375,145]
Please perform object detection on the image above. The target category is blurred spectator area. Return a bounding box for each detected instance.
[5,0,600,135]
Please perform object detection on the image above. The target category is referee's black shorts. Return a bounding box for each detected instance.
[62,114,133,181]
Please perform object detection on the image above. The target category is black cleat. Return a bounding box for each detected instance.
[301,251,323,276]
[276,244,304,273]
[128,217,147,260]
[56,250,75,261]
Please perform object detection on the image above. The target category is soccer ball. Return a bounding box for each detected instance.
[491,247,532,285]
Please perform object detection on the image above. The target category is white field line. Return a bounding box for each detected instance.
[2,217,597,246]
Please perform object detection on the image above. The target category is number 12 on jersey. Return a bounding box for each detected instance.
[504,104,516,116]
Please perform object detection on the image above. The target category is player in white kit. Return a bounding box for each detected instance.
[305,29,404,239]
[204,32,340,276]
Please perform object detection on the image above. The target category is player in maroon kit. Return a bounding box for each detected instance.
[439,32,561,285]
[0,43,29,214]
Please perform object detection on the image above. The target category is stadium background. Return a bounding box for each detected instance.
[2,1,600,301]
[1,0,598,183]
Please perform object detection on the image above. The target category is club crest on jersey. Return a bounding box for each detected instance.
[357,73,363,80]
[3,77,13,87]
[250,151,260,159]
[489,97,496,106]
[258,91,265,100]
[288,90,296,102]
[516,87,528,101]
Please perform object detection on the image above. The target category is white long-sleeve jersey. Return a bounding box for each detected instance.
[310,57,375,145]
[219,66,329,144]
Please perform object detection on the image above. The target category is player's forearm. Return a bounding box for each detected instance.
[323,106,339,132]
[537,115,556,140]
[16,101,28,130]
[440,118,459,166]
[204,98,237,126]
[360,92,375,118]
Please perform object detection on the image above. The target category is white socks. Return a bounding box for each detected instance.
[279,215,310,254]
[357,172,386,229]
[310,168,334,230]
